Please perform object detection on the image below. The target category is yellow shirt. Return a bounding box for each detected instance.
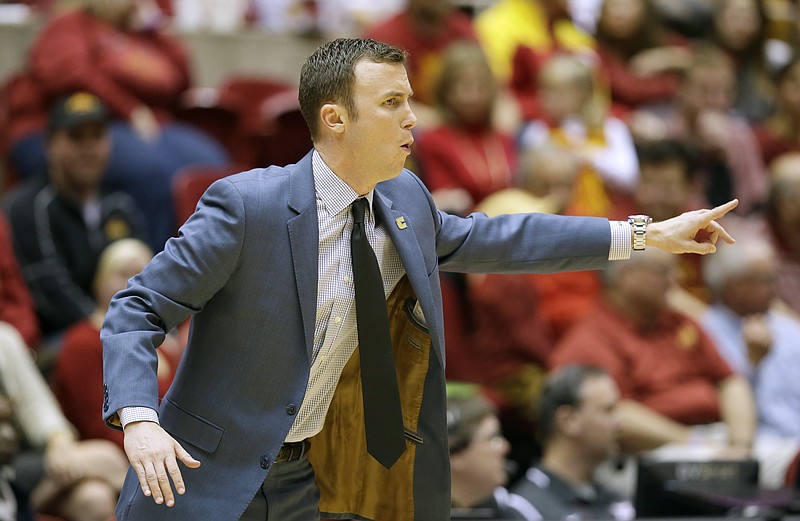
[475,0,595,81]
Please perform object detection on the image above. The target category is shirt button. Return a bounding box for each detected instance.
[334,316,341,324]
[344,276,350,284]
[286,403,297,415]
[260,456,270,469]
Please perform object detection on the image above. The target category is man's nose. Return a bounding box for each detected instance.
[402,101,417,130]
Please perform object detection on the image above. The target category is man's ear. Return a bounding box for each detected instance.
[320,103,345,134]
[556,405,581,437]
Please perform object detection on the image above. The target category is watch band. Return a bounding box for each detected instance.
[628,215,652,251]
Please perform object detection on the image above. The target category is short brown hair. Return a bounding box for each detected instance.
[299,38,407,140]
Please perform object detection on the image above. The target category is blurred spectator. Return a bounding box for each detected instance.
[593,0,691,114]
[474,0,594,87]
[700,234,800,486]
[52,238,183,449]
[476,146,601,342]
[414,42,518,216]
[708,0,774,123]
[469,147,587,480]
[764,152,800,316]
[447,385,539,520]
[631,46,768,215]
[363,0,478,125]
[612,138,709,303]
[519,54,639,216]
[0,321,127,521]
[551,249,757,458]
[511,365,635,521]
[413,43,520,422]
[0,211,39,350]
[5,0,229,250]
[754,55,800,165]
[0,393,18,521]
[614,138,700,221]
[4,92,147,338]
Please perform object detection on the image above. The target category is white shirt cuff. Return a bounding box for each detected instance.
[609,220,632,261]
[119,407,160,429]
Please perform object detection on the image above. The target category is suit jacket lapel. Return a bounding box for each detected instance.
[287,152,319,361]
[372,190,444,368]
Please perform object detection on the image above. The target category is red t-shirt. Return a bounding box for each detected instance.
[414,125,517,209]
[550,303,732,425]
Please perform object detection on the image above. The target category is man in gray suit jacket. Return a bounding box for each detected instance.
[102,38,738,521]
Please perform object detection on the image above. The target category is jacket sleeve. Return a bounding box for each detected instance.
[102,177,246,423]
[435,209,611,275]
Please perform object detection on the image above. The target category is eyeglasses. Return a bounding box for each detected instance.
[450,431,506,454]
[473,432,506,450]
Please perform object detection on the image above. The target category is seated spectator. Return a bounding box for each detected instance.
[5,0,229,250]
[0,211,39,351]
[363,0,478,127]
[0,321,127,521]
[612,138,709,303]
[630,46,768,215]
[754,56,800,165]
[474,0,594,97]
[475,146,601,343]
[414,42,519,215]
[447,384,539,520]
[468,146,589,479]
[413,41,520,409]
[594,0,691,114]
[4,92,148,338]
[764,152,800,317]
[511,364,635,521]
[520,54,639,216]
[52,238,183,449]
[700,233,800,487]
[551,249,757,459]
[707,0,774,123]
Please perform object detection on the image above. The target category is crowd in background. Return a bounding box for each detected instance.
[2,0,800,519]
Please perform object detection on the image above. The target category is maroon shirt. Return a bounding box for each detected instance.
[551,303,732,425]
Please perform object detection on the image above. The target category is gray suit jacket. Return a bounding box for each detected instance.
[102,151,612,520]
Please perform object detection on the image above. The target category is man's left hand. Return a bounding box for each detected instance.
[647,199,738,255]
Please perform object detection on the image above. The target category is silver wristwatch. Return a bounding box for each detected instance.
[628,215,652,251]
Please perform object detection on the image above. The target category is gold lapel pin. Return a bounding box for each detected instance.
[395,216,407,230]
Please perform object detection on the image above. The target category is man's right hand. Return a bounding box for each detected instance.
[123,421,201,507]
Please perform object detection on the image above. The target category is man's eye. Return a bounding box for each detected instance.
[385,99,396,106]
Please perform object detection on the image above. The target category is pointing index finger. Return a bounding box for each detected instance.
[707,199,739,221]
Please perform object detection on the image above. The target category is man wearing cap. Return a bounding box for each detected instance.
[4,91,148,339]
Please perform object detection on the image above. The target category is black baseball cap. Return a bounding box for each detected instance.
[49,92,108,133]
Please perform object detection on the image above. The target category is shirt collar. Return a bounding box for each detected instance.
[312,150,374,216]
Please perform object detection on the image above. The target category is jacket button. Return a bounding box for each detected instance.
[285,403,296,415]
[260,456,270,469]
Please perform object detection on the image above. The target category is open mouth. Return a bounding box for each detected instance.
[401,140,414,152]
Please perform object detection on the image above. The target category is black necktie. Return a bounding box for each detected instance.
[350,197,406,469]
